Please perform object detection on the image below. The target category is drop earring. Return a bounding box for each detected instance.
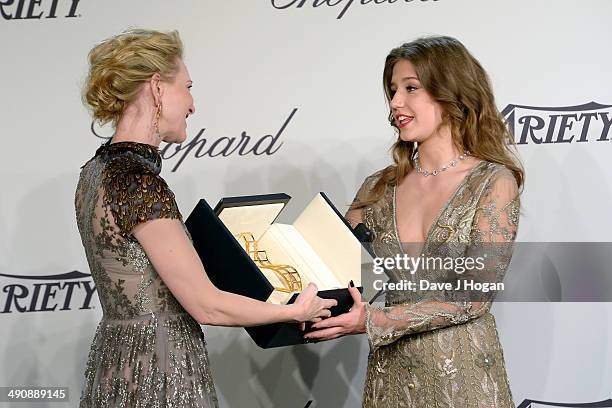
[153,102,162,141]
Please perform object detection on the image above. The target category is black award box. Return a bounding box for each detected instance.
[185,192,366,348]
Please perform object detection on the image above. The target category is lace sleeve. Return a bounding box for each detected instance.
[102,159,181,238]
[364,168,520,350]
[346,169,386,228]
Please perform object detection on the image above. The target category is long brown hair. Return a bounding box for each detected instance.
[354,36,523,208]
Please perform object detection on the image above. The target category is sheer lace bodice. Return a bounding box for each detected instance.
[357,161,519,408]
[75,142,218,408]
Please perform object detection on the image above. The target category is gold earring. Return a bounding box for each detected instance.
[154,103,162,139]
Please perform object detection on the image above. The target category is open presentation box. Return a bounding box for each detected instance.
[185,192,367,348]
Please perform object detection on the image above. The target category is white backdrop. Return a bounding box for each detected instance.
[1,0,611,406]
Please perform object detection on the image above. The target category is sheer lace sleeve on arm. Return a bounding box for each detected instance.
[364,168,520,350]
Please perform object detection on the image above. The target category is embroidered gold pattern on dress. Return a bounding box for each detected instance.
[355,161,519,408]
[75,141,218,407]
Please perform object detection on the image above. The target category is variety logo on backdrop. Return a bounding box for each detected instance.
[502,102,612,145]
[0,0,82,20]
[271,0,440,20]
[0,271,96,314]
[92,108,296,172]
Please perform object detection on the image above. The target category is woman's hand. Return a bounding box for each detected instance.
[292,283,338,325]
[303,284,367,341]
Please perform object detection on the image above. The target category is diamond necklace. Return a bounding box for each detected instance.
[414,151,470,177]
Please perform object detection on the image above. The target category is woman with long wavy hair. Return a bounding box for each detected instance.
[306,36,523,407]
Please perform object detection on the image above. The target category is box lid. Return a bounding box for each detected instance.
[214,193,291,241]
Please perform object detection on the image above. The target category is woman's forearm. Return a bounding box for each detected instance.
[133,219,310,327]
[196,288,301,327]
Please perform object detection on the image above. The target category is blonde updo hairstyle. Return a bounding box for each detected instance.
[83,29,184,126]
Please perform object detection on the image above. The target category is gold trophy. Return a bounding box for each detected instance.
[236,232,302,293]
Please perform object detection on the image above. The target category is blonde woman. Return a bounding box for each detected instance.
[76,29,336,407]
[306,36,522,407]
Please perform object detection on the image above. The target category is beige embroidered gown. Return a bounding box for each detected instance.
[75,142,218,407]
[357,161,519,408]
